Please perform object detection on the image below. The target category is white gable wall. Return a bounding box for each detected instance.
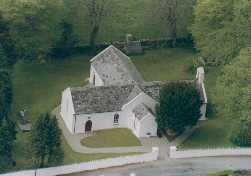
[60,88,75,134]
[122,93,158,137]
[89,65,104,86]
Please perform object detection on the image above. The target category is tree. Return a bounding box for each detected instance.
[0,69,12,123]
[192,0,251,65]
[215,47,251,119]
[0,118,16,170]
[83,0,113,52]
[31,113,63,168]
[157,0,196,47]
[0,11,16,64]
[231,118,251,147]
[156,82,202,134]
[0,0,65,59]
[52,20,78,58]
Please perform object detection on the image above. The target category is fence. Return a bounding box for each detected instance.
[170,146,251,159]
[1,147,159,176]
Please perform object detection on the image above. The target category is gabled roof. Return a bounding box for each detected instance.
[90,45,144,86]
[71,85,138,114]
[70,80,199,115]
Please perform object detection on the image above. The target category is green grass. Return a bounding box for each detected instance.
[132,48,196,81]
[180,66,235,149]
[81,128,142,148]
[10,47,197,172]
[208,171,234,176]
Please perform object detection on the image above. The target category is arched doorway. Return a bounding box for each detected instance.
[85,120,92,132]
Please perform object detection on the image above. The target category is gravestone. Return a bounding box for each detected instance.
[17,109,32,132]
[124,34,143,55]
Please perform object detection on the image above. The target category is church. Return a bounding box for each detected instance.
[60,45,207,138]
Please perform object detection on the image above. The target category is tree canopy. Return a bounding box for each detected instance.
[215,47,251,120]
[156,82,202,134]
[0,0,64,59]
[192,0,251,65]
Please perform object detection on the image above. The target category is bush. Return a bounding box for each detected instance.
[156,82,202,134]
[230,118,251,147]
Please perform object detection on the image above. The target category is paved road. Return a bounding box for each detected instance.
[66,157,251,176]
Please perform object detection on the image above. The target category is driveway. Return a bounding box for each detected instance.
[66,157,251,176]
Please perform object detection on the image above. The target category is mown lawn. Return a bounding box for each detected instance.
[180,66,235,149]
[10,47,197,172]
[81,128,142,148]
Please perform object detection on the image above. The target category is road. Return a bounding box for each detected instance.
[66,157,251,176]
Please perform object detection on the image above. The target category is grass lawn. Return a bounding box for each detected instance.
[180,66,235,149]
[9,47,197,172]
[208,171,234,176]
[81,128,142,148]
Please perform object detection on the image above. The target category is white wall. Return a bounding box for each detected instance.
[138,113,158,138]
[75,111,128,134]
[170,146,251,159]
[1,148,159,176]
[89,65,104,86]
[60,88,75,134]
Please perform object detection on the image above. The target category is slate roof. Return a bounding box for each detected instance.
[71,85,138,114]
[90,45,144,86]
[70,80,199,114]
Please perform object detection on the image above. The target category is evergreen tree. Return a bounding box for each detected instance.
[156,82,202,134]
[0,118,17,170]
[31,113,63,168]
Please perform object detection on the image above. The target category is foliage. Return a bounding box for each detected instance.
[0,69,12,123]
[230,118,251,147]
[192,0,251,65]
[0,0,65,59]
[156,82,202,133]
[0,118,16,171]
[215,47,251,119]
[156,0,196,47]
[0,12,16,63]
[31,113,63,168]
[52,20,78,58]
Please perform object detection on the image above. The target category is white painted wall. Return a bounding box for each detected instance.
[1,148,159,176]
[89,65,104,86]
[74,111,128,134]
[170,146,251,159]
[60,88,75,134]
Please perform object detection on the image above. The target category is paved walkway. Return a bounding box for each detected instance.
[53,107,168,156]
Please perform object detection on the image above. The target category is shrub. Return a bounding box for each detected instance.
[230,118,251,147]
[156,82,202,134]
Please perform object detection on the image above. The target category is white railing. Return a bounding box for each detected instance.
[1,147,159,176]
[170,146,251,159]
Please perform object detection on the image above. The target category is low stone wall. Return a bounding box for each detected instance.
[170,146,251,159]
[1,147,159,176]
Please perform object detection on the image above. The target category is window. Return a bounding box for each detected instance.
[114,114,119,124]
